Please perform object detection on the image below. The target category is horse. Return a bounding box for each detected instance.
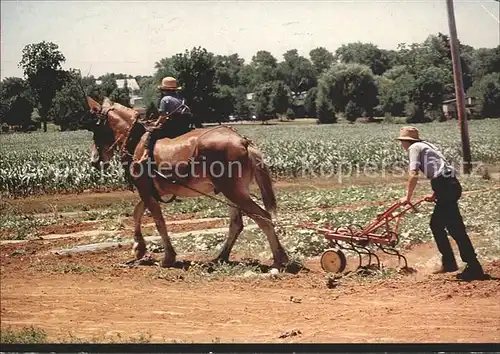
[84,96,290,269]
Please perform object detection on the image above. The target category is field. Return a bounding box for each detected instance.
[1,119,500,344]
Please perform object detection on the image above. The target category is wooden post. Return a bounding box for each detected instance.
[446,0,472,174]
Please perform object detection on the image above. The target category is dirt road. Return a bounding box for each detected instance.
[1,237,499,343]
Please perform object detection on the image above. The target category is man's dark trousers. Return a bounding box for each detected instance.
[429,175,479,267]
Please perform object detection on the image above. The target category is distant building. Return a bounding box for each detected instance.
[95,78,143,107]
[442,96,478,120]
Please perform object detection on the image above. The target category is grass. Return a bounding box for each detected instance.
[0,325,159,344]
[143,180,500,263]
[1,173,495,241]
[0,326,48,344]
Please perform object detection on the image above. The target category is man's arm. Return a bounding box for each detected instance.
[401,145,421,204]
[158,96,170,115]
[154,96,170,125]
[402,169,419,203]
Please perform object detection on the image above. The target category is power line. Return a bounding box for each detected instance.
[477,0,500,24]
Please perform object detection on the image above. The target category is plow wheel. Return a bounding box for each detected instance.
[320,249,347,273]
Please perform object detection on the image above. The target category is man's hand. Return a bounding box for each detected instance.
[399,195,411,205]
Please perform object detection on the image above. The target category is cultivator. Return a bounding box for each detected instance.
[300,197,430,273]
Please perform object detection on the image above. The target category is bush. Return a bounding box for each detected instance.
[315,88,337,124]
[304,87,317,117]
[405,102,432,123]
[345,101,362,122]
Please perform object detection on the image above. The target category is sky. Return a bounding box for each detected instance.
[1,0,499,80]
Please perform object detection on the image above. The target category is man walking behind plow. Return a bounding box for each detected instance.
[396,126,486,281]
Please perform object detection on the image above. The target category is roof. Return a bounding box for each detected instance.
[442,96,477,104]
[95,78,140,92]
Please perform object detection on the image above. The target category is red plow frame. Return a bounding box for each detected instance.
[300,197,430,273]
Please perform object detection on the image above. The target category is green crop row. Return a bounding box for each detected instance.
[1,119,499,197]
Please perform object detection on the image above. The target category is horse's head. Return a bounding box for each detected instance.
[84,96,118,171]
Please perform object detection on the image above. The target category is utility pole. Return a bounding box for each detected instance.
[446,0,472,174]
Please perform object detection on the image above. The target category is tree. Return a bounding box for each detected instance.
[269,80,292,116]
[214,54,244,87]
[411,66,448,114]
[278,49,316,96]
[468,72,500,118]
[471,46,500,81]
[253,80,291,122]
[232,86,251,118]
[213,84,236,122]
[315,85,336,124]
[309,47,335,76]
[377,68,416,116]
[0,81,35,131]
[253,82,274,123]
[316,63,379,119]
[171,46,219,122]
[335,42,391,75]
[0,77,36,131]
[18,41,66,132]
[248,50,279,90]
[49,69,92,131]
[397,33,473,96]
[109,80,131,107]
[304,87,318,117]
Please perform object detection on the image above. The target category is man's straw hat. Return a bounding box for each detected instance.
[396,126,422,142]
[158,76,182,91]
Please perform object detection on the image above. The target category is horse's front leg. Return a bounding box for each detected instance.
[132,200,147,259]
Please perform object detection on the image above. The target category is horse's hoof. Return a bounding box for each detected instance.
[161,257,176,268]
[132,242,147,260]
[211,257,229,265]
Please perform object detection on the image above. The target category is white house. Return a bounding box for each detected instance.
[95,78,143,107]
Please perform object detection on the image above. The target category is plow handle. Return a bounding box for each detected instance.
[398,196,429,213]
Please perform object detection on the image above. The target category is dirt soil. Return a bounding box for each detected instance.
[1,185,500,343]
[1,236,499,343]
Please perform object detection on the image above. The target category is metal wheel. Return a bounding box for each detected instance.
[320,249,347,273]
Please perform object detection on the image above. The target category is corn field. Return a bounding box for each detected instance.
[1,119,499,197]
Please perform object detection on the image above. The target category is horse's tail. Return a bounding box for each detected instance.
[248,145,277,217]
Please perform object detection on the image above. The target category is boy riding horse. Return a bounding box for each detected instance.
[139,76,200,163]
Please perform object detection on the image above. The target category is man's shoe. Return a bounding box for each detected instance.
[432,257,459,274]
[432,263,459,274]
[456,263,485,281]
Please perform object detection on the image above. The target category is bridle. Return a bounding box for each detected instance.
[92,105,141,160]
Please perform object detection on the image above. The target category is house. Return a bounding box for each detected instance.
[442,96,478,119]
[95,78,143,107]
[95,78,140,93]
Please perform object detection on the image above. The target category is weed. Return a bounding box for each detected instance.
[0,326,48,344]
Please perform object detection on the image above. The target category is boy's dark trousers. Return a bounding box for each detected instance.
[429,175,480,268]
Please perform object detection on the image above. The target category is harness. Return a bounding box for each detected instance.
[93,106,274,225]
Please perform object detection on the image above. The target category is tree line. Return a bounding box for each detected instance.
[1,33,499,132]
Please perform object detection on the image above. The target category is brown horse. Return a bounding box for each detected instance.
[85,96,290,268]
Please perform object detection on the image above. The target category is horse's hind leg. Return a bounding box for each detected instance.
[218,188,289,268]
[215,206,244,262]
[132,200,147,259]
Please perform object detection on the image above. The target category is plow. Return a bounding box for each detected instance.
[300,197,430,273]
